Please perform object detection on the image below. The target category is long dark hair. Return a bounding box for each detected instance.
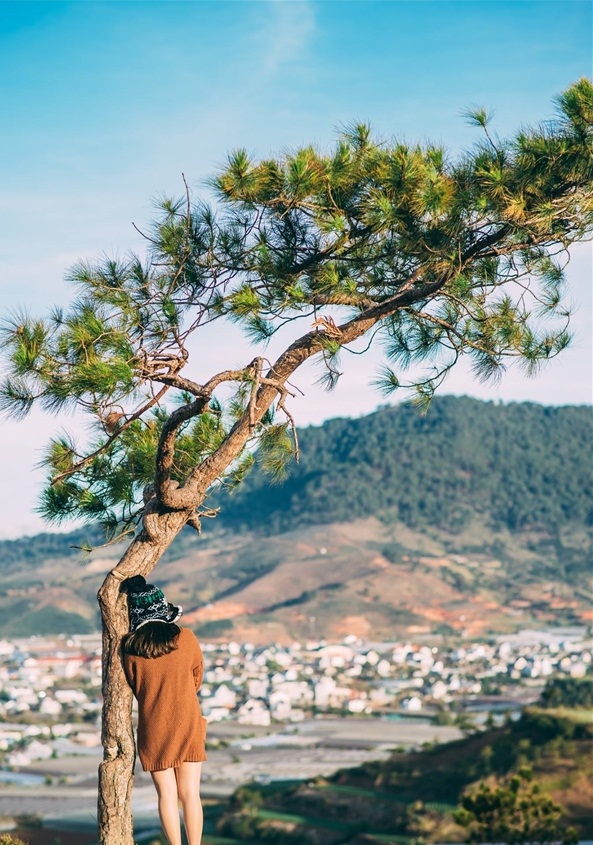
[122,621,181,658]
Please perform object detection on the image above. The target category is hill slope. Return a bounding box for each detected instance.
[0,397,591,639]
[215,396,592,541]
[217,704,593,843]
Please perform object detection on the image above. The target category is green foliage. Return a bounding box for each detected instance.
[194,618,234,639]
[257,423,295,483]
[454,768,578,845]
[0,81,592,538]
[455,711,478,736]
[216,397,593,550]
[35,400,274,533]
[12,814,42,829]
[519,706,592,743]
[540,678,593,710]
[0,604,94,637]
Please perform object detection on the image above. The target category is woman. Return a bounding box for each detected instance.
[121,575,207,845]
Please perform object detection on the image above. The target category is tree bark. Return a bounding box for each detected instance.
[97,508,189,845]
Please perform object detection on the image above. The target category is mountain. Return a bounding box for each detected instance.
[214,395,592,537]
[0,397,591,640]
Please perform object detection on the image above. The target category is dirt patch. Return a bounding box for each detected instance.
[333,615,371,638]
[184,601,250,623]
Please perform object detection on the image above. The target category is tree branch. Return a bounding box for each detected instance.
[190,268,457,492]
[248,358,263,428]
[154,396,210,509]
[50,384,171,486]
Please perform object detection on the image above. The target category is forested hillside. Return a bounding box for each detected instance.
[0,398,590,639]
[215,396,592,535]
[2,397,590,569]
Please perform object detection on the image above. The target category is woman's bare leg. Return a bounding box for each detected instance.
[175,762,203,845]
[151,768,182,845]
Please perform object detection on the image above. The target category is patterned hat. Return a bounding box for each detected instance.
[122,576,183,632]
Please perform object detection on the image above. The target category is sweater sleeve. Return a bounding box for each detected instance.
[190,634,204,691]
[122,652,137,694]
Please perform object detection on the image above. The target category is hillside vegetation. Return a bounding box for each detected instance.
[215,396,592,538]
[217,692,593,844]
[0,398,591,639]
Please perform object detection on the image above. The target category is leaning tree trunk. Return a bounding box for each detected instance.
[97,508,190,845]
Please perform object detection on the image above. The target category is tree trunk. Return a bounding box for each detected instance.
[97,508,189,845]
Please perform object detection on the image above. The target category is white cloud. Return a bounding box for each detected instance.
[259,0,316,75]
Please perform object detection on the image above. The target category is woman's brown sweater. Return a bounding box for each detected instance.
[123,627,207,771]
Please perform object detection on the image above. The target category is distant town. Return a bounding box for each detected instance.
[1,626,590,770]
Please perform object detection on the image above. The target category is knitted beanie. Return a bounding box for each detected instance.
[122,576,183,632]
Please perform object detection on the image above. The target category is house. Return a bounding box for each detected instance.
[247,678,269,699]
[51,724,73,737]
[209,684,237,710]
[314,676,336,707]
[568,662,587,678]
[317,645,355,669]
[237,699,271,726]
[273,681,313,705]
[0,640,15,657]
[369,687,394,706]
[39,696,63,716]
[72,730,101,747]
[27,740,54,760]
[363,650,380,667]
[7,750,31,767]
[376,659,391,677]
[269,690,292,721]
[202,706,229,722]
[0,728,23,749]
[430,680,448,701]
[6,686,37,707]
[54,689,88,705]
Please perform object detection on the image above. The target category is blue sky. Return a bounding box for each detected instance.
[0,0,591,537]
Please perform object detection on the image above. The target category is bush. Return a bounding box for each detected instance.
[13,814,42,829]
[541,678,593,709]
[454,768,578,845]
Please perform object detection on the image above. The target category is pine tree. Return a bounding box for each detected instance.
[1,80,592,845]
[454,767,579,845]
